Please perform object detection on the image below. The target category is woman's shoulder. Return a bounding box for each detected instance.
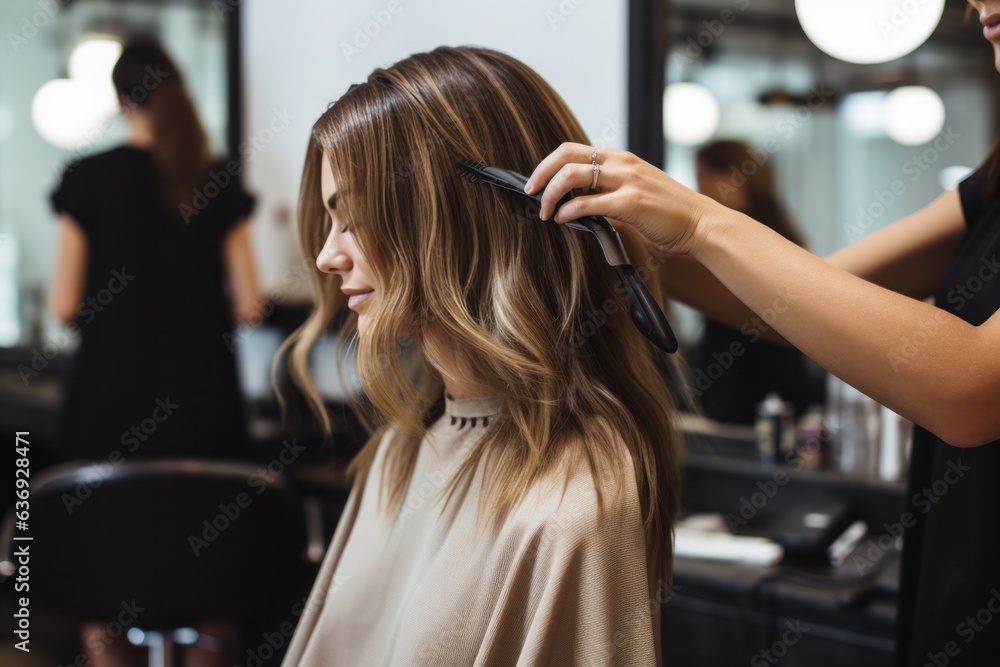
[50,148,135,220]
[508,426,644,548]
[55,145,149,182]
[87,144,151,165]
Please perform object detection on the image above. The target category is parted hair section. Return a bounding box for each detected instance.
[280,45,682,575]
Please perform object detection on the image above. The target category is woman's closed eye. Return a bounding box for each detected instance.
[325,213,349,236]
[326,191,350,234]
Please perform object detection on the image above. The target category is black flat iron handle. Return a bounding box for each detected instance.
[612,264,679,354]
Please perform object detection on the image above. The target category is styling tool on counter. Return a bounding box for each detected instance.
[768,501,866,567]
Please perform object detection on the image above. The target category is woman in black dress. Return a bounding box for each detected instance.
[47,39,260,667]
[523,3,1000,663]
[49,39,260,464]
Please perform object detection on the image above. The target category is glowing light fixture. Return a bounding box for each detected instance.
[31,78,118,149]
[794,0,945,64]
[69,37,122,82]
[883,85,944,146]
[32,35,122,150]
[663,82,720,146]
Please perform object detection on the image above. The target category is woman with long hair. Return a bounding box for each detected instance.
[49,37,261,462]
[523,3,1000,663]
[278,46,682,665]
[48,37,260,667]
[692,140,812,424]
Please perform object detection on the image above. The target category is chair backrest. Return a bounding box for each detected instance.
[14,459,310,628]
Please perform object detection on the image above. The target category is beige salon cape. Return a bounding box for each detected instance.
[280,392,664,666]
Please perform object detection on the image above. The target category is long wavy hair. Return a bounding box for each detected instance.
[280,46,682,577]
[112,38,213,215]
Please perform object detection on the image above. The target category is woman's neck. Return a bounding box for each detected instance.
[425,333,496,400]
[124,114,156,148]
[442,379,496,401]
[126,131,155,149]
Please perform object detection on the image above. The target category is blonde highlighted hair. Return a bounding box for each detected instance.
[279,46,682,577]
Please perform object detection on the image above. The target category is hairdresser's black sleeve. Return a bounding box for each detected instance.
[215,159,256,236]
[50,158,95,235]
[958,165,989,232]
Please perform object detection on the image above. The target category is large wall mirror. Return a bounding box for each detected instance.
[0,0,238,349]
[664,0,995,257]
[631,0,999,428]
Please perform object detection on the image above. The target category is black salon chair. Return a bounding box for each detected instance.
[0,459,328,667]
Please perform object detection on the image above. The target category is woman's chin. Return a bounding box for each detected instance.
[359,311,380,338]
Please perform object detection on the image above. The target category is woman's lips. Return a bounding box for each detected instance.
[348,290,374,309]
[984,14,1000,40]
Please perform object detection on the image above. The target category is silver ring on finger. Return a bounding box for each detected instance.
[589,162,601,192]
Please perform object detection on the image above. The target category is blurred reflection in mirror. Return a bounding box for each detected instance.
[692,140,814,424]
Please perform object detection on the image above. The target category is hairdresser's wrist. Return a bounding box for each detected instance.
[684,200,740,264]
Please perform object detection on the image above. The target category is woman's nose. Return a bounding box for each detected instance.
[316,233,351,274]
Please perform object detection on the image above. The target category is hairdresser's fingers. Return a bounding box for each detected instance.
[524,142,593,195]
[538,163,594,220]
[551,190,620,225]
[536,153,632,220]
[536,146,721,255]
[553,187,681,253]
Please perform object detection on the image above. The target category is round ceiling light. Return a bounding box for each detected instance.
[883,85,944,145]
[31,78,118,149]
[663,82,720,146]
[69,37,122,83]
[794,0,945,64]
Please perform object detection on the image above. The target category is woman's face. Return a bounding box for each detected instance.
[316,153,378,333]
[970,1,1000,72]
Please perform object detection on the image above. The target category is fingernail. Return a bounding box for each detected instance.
[524,180,534,194]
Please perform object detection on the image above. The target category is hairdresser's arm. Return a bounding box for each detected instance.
[527,144,997,446]
[49,214,87,324]
[223,219,263,324]
[653,189,967,346]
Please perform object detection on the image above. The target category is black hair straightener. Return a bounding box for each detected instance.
[455,158,678,354]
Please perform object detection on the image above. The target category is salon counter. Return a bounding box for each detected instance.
[665,426,906,666]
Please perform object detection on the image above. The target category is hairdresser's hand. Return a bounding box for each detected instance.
[523,142,723,256]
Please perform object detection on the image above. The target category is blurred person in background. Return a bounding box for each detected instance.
[47,37,261,667]
[692,140,812,424]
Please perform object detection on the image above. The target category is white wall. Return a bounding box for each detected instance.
[241,0,630,296]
